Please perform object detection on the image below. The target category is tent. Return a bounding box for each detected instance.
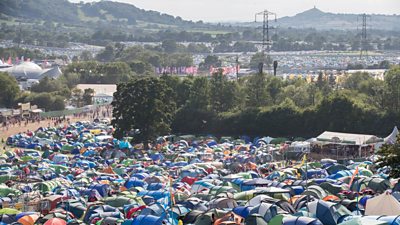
[131,215,164,225]
[340,217,389,225]
[245,214,269,225]
[365,192,400,216]
[208,198,238,209]
[283,216,323,225]
[308,200,351,225]
[384,126,399,144]
[249,202,278,222]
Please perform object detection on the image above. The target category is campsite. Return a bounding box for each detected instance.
[0,119,399,225]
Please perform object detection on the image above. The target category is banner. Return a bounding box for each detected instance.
[155,66,198,75]
[210,65,240,75]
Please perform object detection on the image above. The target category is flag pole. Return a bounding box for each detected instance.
[305,153,309,213]
[356,168,359,214]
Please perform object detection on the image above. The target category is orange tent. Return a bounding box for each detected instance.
[323,195,340,201]
[101,166,116,174]
[18,214,39,225]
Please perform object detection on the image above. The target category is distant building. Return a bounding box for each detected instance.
[0,62,62,80]
[76,84,117,104]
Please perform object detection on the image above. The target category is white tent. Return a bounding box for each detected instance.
[384,126,399,144]
[315,131,381,145]
[365,192,400,216]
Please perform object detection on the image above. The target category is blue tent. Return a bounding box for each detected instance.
[147,183,165,191]
[140,203,167,219]
[283,216,323,225]
[233,206,252,218]
[87,183,109,197]
[328,170,353,180]
[137,191,170,200]
[125,177,147,189]
[131,173,149,180]
[249,202,278,222]
[309,200,351,225]
[131,215,164,225]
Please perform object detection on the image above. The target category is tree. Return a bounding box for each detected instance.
[0,72,20,108]
[249,52,272,71]
[82,88,94,106]
[161,39,178,53]
[376,135,400,178]
[210,70,239,113]
[80,50,93,61]
[199,55,221,70]
[343,72,372,91]
[266,76,282,105]
[26,93,65,111]
[384,66,400,113]
[187,77,210,109]
[112,77,176,145]
[244,73,269,108]
[71,88,83,107]
[96,45,115,62]
[30,77,64,93]
[129,60,153,75]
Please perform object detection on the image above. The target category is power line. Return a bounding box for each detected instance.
[255,10,277,74]
[358,13,371,59]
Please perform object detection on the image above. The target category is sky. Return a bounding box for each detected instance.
[71,0,400,22]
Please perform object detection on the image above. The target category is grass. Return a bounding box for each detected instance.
[77,8,99,22]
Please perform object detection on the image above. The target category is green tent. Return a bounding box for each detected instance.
[0,186,21,197]
[104,196,135,208]
[0,174,18,184]
[302,185,328,199]
[0,208,21,215]
[234,190,257,201]
[319,182,347,195]
[269,215,293,225]
[246,214,268,225]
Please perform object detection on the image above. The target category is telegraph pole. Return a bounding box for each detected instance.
[255,10,277,74]
[358,13,370,59]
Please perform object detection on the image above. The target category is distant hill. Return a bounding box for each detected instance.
[277,7,400,30]
[240,7,400,31]
[0,0,195,27]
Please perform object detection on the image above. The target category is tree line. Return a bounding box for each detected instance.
[112,66,400,143]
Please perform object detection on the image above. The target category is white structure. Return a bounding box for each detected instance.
[0,62,62,79]
[315,131,381,145]
[76,84,117,104]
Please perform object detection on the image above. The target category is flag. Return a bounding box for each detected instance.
[296,154,307,168]
[169,176,175,206]
[349,167,359,189]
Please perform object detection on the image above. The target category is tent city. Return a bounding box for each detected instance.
[0,0,400,225]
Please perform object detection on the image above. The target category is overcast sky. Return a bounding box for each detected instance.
[71,0,400,22]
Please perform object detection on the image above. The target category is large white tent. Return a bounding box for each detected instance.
[384,126,399,144]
